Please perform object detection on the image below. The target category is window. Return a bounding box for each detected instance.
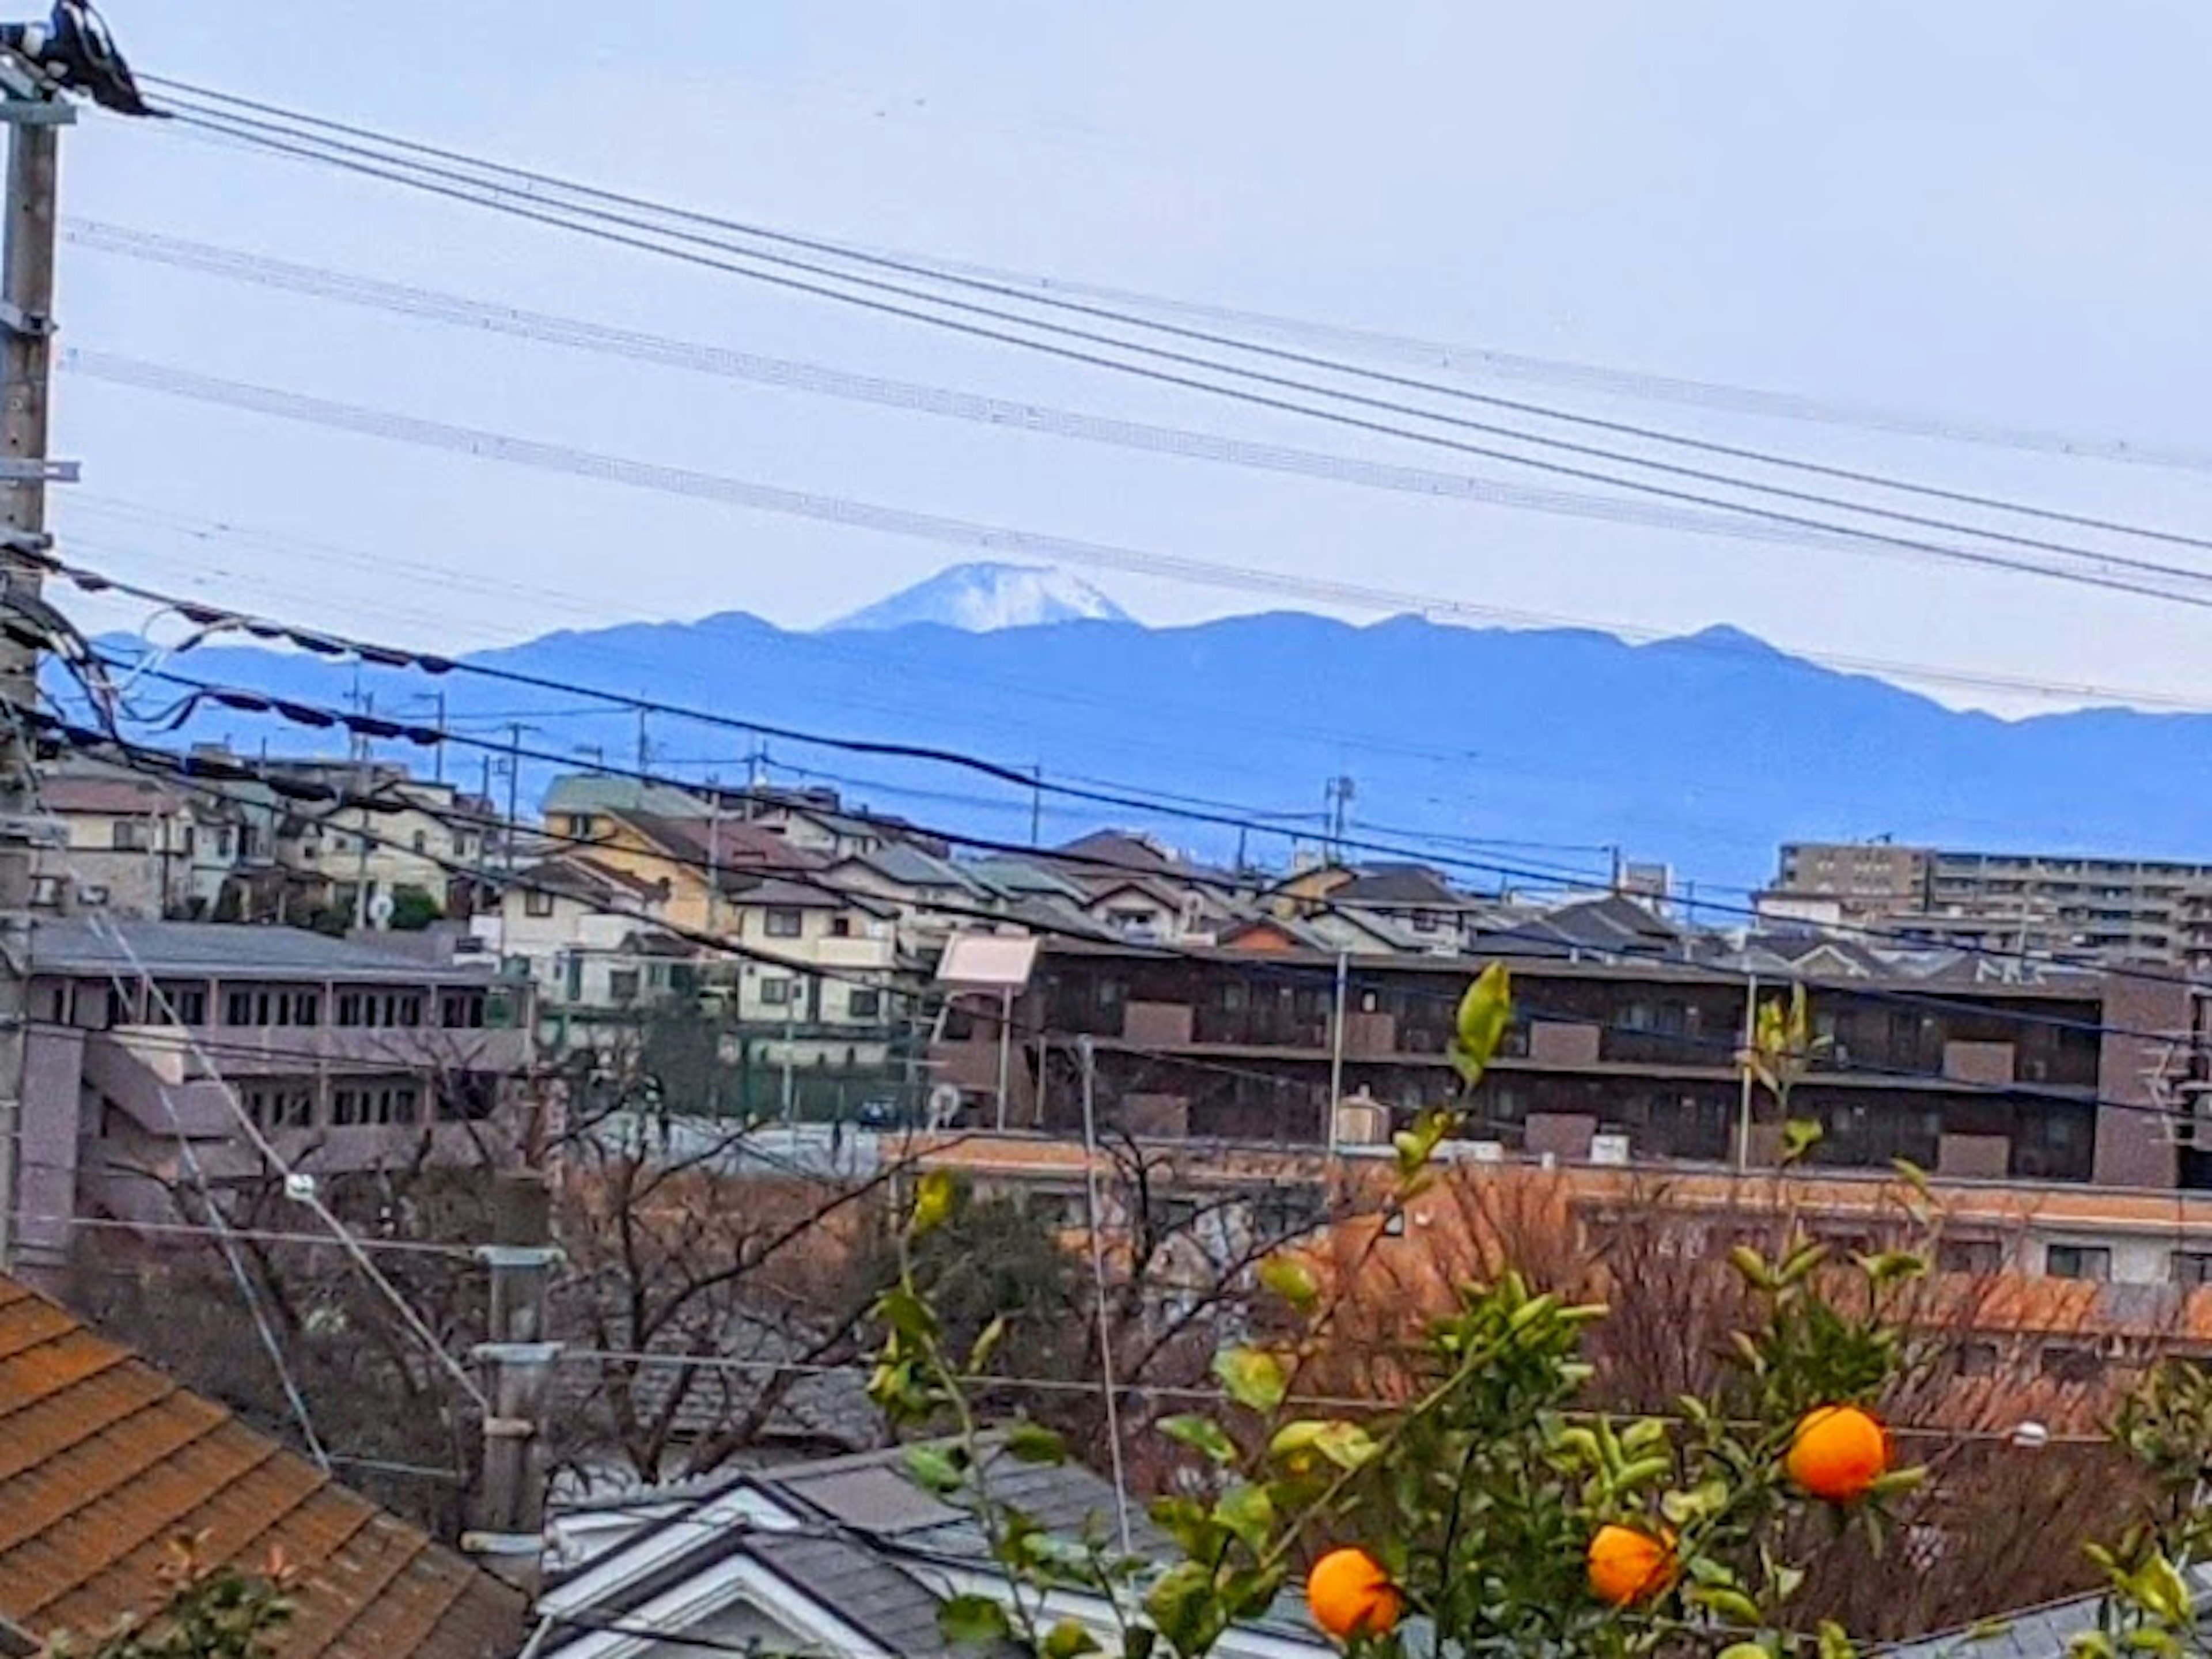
[830,916,853,938]
[1937,1238,2003,1275]
[336,991,363,1028]
[395,994,423,1028]
[442,990,487,1029]
[223,989,257,1027]
[1953,1341,2001,1378]
[2174,1252,2212,1287]
[331,1086,363,1127]
[2040,1343,2105,1385]
[2046,1244,2112,1282]
[608,969,641,1003]
[760,977,793,1007]
[848,988,882,1020]
[156,983,207,1027]
[524,889,556,919]
[246,1085,314,1131]
[110,820,152,851]
[411,831,428,854]
[291,993,320,1027]
[563,813,599,839]
[765,907,804,938]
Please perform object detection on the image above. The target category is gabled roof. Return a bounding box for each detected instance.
[1331,863,1479,908]
[0,1276,525,1659]
[516,854,670,906]
[1885,1566,2212,1658]
[541,774,706,819]
[836,843,991,896]
[615,813,828,883]
[724,876,897,916]
[966,858,1090,903]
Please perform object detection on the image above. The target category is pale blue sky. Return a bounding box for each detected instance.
[46,2,2212,714]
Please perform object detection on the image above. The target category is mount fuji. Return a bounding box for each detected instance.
[825,563,1134,632]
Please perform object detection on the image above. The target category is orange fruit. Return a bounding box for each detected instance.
[1586,1524,1677,1605]
[1305,1547,1403,1640]
[1786,1404,1891,1503]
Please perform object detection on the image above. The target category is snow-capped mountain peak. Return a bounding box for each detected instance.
[827,563,1134,632]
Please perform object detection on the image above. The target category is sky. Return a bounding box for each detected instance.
[42,1,2212,716]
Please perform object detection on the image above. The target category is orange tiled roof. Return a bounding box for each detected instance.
[0,1276,525,1659]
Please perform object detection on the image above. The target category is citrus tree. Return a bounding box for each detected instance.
[869,967,2212,1657]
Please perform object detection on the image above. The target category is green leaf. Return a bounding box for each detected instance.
[913,1169,959,1234]
[937,1594,1012,1646]
[1718,1643,1771,1659]
[1213,1346,1289,1414]
[1312,1420,1381,1471]
[1159,1413,1238,1465]
[1213,1482,1276,1554]
[878,1286,940,1344]
[1449,963,1514,1087]
[1781,1118,1825,1164]
[1044,1620,1101,1659]
[1856,1249,1929,1287]
[1145,1561,1225,1656]
[966,1314,1009,1374]
[1818,1622,1858,1659]
[1257,1254,1320,1311]
[1693,1585,1765,1626]
[904,1444,965,1496]
[1005,1421,1069,1465]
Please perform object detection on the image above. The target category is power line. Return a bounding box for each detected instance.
[72,218,2212,599]
[135,82,2212,547]
[135,101,2212,618]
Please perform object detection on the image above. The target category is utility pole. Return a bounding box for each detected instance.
[1029,765,1043,847]
[1733,972,1760,1172]
[704,775,723,933]
[346,686,374,931]
[0,73,69,1274]
[1325,950,1349,1154]
[1324,774,1355,861]
[634,709,650,772]
[467,1169,561,1593]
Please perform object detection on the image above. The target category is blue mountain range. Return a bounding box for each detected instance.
[95,563,2212,905]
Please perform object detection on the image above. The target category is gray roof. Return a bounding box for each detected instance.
[1886,1567,2212,1659]
[30,919,494,984]
[846,843,991,894]
[540,774,704,818]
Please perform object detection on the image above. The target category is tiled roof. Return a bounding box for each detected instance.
[0,1276,525,1659]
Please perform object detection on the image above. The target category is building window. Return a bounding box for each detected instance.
[563,813,599,839]
[524,889,556,919]
[848,988,882,1020]
[766,908,804,938]
[332,1086,363,1127]
[155,983,207,1026]
[2174,1252,2212,1287]
[760,977,793,1007]
[223,989,257,1027]
[2039,1343,2105,1385]
[830,916,853,938]
[411,831,429,854]
[442,990,487,1029]
[608,969,640,1003]
[291,993,320,1027]
[111,820,152,852]
[2046,1244,2112,1282]
[1937,1238,2003,1275]
[336,991,363,1028]
[394,994,423,1028]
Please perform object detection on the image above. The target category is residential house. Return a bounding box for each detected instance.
[475,853,692,1047]
[272,766,495,927]
[827,842,1000,956]
[713,877,906,1095]
[0,1271,527,1658]
[550,809,825,938]
[7,919,528,1282]
[719,784,930,862]
[33,768,236,919]
[539,1440,1330,1659]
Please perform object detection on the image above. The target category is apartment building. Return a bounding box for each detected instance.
[1769,840,2212,967]
[930,936,2197,1190]
[33,770,234,918]
[6,918,528,1282]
